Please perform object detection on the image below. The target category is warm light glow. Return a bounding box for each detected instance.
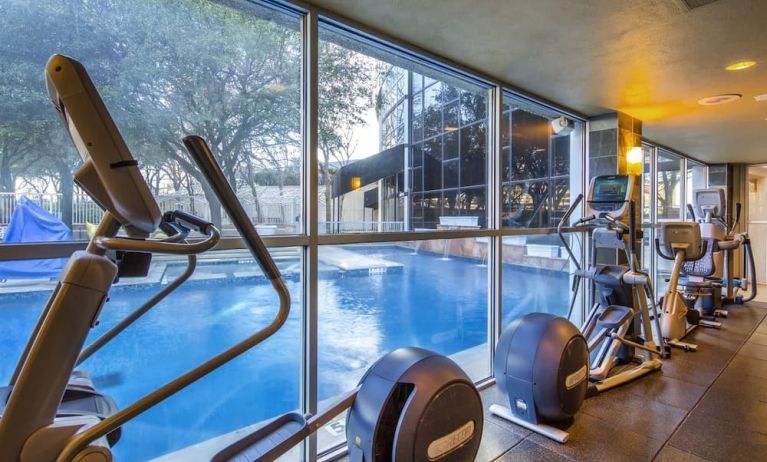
[444,126,458,132]
[698,94,742,106]
[725,60,756,71]
[351,176,361,190]
[627,146,643,165]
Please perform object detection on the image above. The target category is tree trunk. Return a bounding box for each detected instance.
[201,181,222,229]
[57,161,74,230]
[245,157,262,223]
[0,157,14,193]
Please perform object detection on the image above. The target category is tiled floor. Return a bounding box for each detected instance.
[336,298,767,461]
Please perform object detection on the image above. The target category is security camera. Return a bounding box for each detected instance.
[551,116,574,136]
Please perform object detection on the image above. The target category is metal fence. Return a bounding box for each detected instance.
[0,192,301,230]
[1,193,410,240]
[319,221,405,234]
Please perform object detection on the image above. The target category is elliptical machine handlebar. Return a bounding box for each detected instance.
[183,135,282,282]
[730,202,742,234]
[687,204,696,221]
[557,193,583,271]
[558,193,583,231]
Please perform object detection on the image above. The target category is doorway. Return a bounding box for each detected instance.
[747,165,767,286]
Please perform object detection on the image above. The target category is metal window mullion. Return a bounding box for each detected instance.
[489,86,503,377]
[302,8,319,462]
[682,158,688,221]
[584,117,590,321]
[650,145,658,288]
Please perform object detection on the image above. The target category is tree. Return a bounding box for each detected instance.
[318,40,379,223]
[1,0,376,232]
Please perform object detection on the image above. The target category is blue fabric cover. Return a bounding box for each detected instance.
[0,196,72,279]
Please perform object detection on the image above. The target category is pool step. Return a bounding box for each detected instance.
[319,246,402,273]
[213,413,307,462]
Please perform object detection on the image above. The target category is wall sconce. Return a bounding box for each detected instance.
[351,176,362,190]
[627,146,643,165]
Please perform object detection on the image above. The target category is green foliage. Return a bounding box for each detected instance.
[0,0,376,223]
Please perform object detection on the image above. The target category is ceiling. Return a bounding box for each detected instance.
[304,0,767,163]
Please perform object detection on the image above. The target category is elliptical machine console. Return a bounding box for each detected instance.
[586,174,633,218]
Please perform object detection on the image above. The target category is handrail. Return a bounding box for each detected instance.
[94,227,220,255]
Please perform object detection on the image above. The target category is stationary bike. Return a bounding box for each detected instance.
[655,222,709,352]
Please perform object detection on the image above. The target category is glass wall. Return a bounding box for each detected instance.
[656,150,683,222]
[501,232,583,326]
[316,239,491,453]
[0,251,303,461]
[0,1,587,461]
[318,26,490,233]
[686,160,708,219]
[0,0,303,240]
[641,142,708,298]
[501,96,583,229]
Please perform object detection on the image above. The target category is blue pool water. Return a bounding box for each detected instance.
[0,245,569,461]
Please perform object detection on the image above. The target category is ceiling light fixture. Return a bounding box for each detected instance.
[627,146,643,165]
[755,94,767,102]
[697,94,742,106]
[725,60,756,71]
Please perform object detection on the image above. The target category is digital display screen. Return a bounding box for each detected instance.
[592,176,628,203]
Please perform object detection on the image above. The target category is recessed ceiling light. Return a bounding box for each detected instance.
[755,94,767,102]
[726,60,756,71]
[698,94,742,106]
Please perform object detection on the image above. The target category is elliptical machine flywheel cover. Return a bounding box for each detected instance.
[495,313,589,423]
[346,347,483,461]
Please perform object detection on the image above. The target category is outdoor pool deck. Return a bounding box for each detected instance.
[0,246,404,295]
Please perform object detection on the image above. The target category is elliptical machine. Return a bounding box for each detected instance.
[686,188,757,308]
[0,55,485,462]
[490,175,664,444]
[562,175,665,391]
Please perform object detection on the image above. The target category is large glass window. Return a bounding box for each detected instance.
[317,240,490,452]
[656,150,683,221]
[501,232,583,326]
[686,160,707,219]
[641,144,654,274]
[0,0,302,241]
[0,250,302,461]
[501,95,583,229]
[318,26,490,233]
